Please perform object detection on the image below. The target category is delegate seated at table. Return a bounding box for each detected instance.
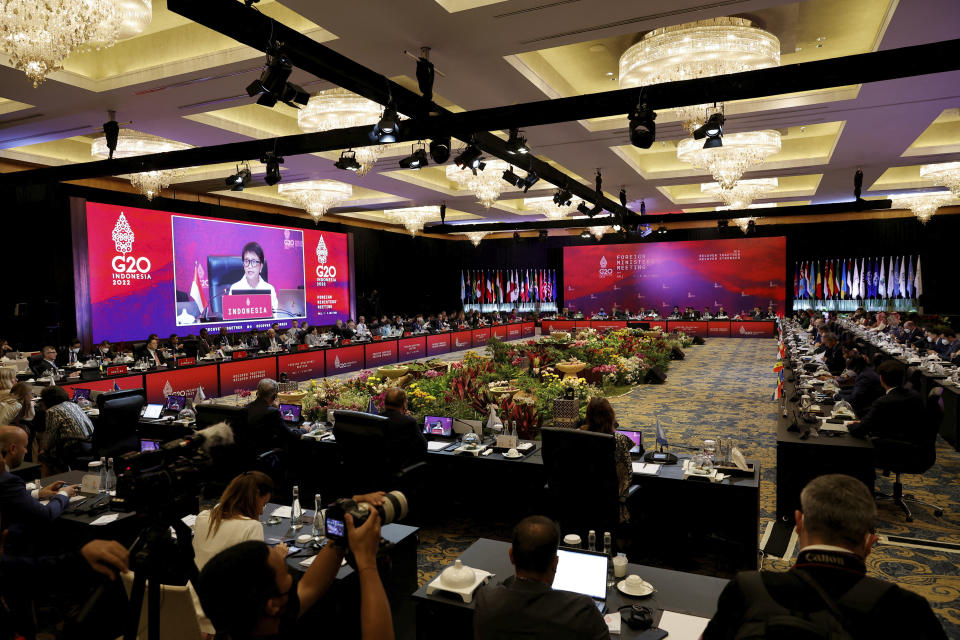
[848,360,923,441]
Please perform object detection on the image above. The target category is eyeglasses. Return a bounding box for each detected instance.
[243,259,262,267]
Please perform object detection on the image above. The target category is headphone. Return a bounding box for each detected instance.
[619,604,654,631]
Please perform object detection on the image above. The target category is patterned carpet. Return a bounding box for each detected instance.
[414,337,960,636]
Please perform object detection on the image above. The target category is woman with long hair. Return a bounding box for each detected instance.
[582,397,637,522]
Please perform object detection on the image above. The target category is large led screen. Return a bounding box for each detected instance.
[82,201,351,343]
[563,237,786,316]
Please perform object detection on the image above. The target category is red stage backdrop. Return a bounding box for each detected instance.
[563,238,785,316]
[82,201,351,343]
[278,351,325,382]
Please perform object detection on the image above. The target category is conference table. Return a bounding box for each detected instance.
[412,538,727,640]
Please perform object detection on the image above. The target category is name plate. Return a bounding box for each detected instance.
[297,344,309,351]
[176,357,195,367]
[232,350,248,359]
[495,434,518,449]
[106,365,128,375]
[222,294,272,320]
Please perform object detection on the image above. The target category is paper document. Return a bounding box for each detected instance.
[271,505,292,518]
[632,462,660,475]
[658,611,710,639]
[427,441,450,451]
[90,513,120,526]
[181,514,198,527]
[603,612,621,634]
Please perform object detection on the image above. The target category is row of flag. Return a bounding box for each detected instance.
[773,324,786,400]
[461,269,557,305]
[793,255,922,301]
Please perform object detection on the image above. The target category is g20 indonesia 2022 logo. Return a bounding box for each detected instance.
[110,212,151,285]
[598,255,613,279]
[315,235,337,280]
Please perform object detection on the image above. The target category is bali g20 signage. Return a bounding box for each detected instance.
[110,213,152,284]
[304,229,350,326]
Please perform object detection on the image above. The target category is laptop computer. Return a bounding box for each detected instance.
[280,403,302,424]
[71,388,92,403]
[424,416,457,451]
[142,403,164,420]
[140,438,161,452]
[553,548,609,608]
[164,395,186,413]
[616,429,643,456]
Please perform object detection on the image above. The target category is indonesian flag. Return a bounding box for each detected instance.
[190,261,209,314]
[487,271,493,303]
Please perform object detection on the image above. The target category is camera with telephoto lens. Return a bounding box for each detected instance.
[324,491,408,543]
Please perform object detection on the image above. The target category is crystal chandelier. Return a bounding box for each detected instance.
[890,192,953,224]
[701,177,777,209]
[677,130,781,189]
[91,129,191,200]
[383,206,442,236]
[446,159,512,208]
[716,202,776,212]
[0,0,152,87]
[464,231,490,246]
[587,225,611,240]
[732,217,756,233]
[619,17,780,132]
[920,162,960,197]
[298,88,386,176]
[278,180,353,221]
[524,196,581,220]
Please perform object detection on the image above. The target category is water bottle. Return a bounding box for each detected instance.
[603,531,612,556]
[291,485,303,529]
[98,456,108,494]
[105,457,117,493]
[84,460,102,493]
[312,494,324,540]
[588,529,596,552]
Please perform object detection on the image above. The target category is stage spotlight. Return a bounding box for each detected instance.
[613,224,622,232]
[553,187,572,207]
[505,128,529,155]
[579,229,592,239]
[513,231,521,242]
[334,150,361,172]
[854,168,863,200]
[655,225,668,235]
[371,105,399,143]
[440,203,446,223]
[717,219,729,229]
[638,224,653,238]
[102,112,119,160]
[522,171,539,192]
[693,113,724,149]
[538,229,548,242]
[454,143,483,170]
[629,99,657,149]
[246,48,309,109]
[502,168,523,188]
[577,202,592,216]
[261,151,283,186]
[429,137,451,164]
[399,145,429,169]
[225,164,251,191]
[746,219,756,234]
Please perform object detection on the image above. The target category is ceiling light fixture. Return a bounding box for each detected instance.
[693,112,725,149]
[91,129,191,200]
[732,217,756,233]
[618,17,780,132]
[629,97,657,149]
[399,143,429,170]
[429,137,451,164]
[522,171,540,192]
[579,230,592,239]
[384,206,442,236]
[525,196,581,220]
[261,151,283,186]
[655,226,668,235]
[505,128,529,155]
[464,231,490,246]
[677,130,781,189]
[246,47,309,109]
[890,191,953,224]
[920,162,960,197]
[278,179,352,222]
[298,88,388,176]
[446,159,511,208]
[553,187,573,207]
[225,164,251,191]
[701,177,777,209]
[334,149,361,172]
[371,104,399,143]
[454,142,483,171]
[0,0,153,87]
[588,225,611,240]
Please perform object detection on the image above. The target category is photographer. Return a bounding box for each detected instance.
[197,498,394,640]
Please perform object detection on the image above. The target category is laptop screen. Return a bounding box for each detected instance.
[553,549,608,600]
[140,439,161,452]
[142,404,164,419]
[164,395,186,412]
[423,416,453,437]
[279,404,302,423]
[616,430,642,447]
[71,388,91,402]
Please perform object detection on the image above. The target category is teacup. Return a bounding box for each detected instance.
[563,534,581,547]
[507,448,519,457]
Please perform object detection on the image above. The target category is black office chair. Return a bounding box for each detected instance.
[540,426,638,542]
[94,388,146,458]
[207,255,269,316]
[871,396,946,522]
[332,410,428,497]
[196,404,253,496]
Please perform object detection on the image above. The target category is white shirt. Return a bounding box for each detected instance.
[228,276,279,314]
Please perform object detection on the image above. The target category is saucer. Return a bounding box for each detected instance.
[502,451,523,459]
[617,578,655,597]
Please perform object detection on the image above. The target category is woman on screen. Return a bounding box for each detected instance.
[228,241,279,314]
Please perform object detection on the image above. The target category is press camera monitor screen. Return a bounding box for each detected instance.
[325,517,345,538]
[164,395,186,412]
[71,388,91,402]
[616,430,642,447]
[553,549,609,601]
[142,403,164,419]
[140,439,161,452]
[423,416,453,437]
[280,404,302,423]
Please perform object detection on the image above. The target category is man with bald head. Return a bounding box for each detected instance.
[380,387,427,474]
[474,515,608,639]
[0,425,78,555]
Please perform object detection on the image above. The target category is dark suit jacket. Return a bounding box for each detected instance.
[135,347,166,367]
[246,397,301,453]
[839,367,884,418]
[899,328,923,347]
[30,358,57,377]
[195,338,213,356]
[258,335,281,351]
[0,469,69,555]
[822,343,845,375]
[380,408,427,472]
[849,387,924,441]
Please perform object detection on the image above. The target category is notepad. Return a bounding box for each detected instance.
[427,441,451,451]
[90,513,120,526]
[271,505,292,518]
[658,611,710,639]
[632,462,660,475]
